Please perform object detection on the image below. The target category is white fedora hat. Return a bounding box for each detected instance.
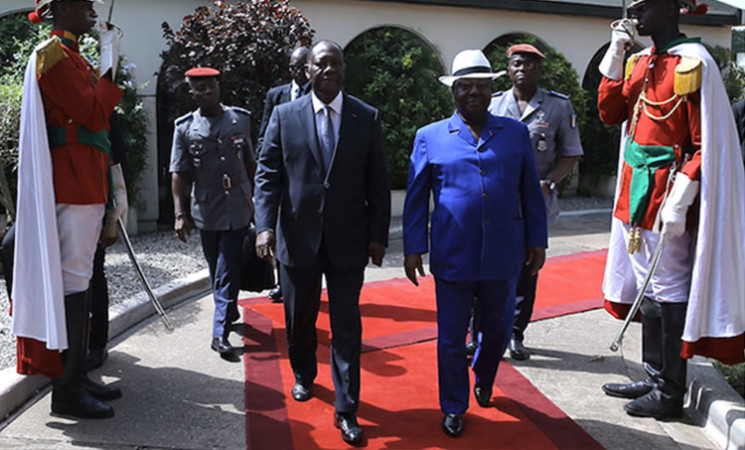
[439,49,504,87]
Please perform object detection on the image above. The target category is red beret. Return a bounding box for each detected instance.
[506,44,545,60]
[185,67,220,78]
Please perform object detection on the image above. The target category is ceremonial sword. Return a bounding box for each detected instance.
[117,218,174,331]
[609,235,666,351]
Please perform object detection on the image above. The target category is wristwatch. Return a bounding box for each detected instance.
[544,178,556,192]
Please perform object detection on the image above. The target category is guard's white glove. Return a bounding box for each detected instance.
[661,173,699,238]
[98,22,122,81]
[111,163,128,222]
[599,19,636,81]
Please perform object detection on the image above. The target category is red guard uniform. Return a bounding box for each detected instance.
[599,37,702,232]
[597,37,705,415]
[15,29,122,377]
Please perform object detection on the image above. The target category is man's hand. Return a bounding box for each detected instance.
[111,163,128,221]
[98,22,122,81]
[256,230,276,263]
[525,247,546,275]
[174,214,192,243]
[404,254,425,286]
[661,174,699,238]
[598,19,635,80]
[368,242,386,266]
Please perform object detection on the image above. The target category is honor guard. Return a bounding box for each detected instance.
[170,67,256,358]
[598,0,745,420]
[486,43,583,360]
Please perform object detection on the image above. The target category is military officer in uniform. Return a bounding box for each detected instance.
[485,43,583,360]
[170,67,256,359]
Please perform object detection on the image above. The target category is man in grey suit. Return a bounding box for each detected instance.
[254,40,391,445]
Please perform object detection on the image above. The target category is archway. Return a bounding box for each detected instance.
[343,25,451,189]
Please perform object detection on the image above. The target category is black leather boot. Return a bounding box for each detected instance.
[80,290,122,401]
[51,291,114,419]
[623,301,687,420]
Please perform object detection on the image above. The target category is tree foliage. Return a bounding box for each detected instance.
[159,0,314,136]
[709,44,745,103]
[344,27,452,189]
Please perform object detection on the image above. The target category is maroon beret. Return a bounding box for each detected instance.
[185,67,221,78]
[506,44,545,60]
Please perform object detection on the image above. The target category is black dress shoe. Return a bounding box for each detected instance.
[602,377,656,399]
[81,376,122,401]
[623,388,683,419]
[474,383,492,407]
[441,413,463,437]
[291,382,312,402]
[268,286,283,303]
[509,338,530,361]
[85,347,108,371]
[211,337,234,355]
[51,384,114,419]
[334,412,362,444]
[465,340,477,357]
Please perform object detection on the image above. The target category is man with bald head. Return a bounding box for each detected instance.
[254,40,390,444]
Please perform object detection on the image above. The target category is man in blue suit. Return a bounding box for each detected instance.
[254,40,391,445]
[403,49,547,438]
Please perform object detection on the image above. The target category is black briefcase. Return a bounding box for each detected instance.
[241,224,276,292]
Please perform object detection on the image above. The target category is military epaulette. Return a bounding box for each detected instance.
[625,55,640,81]
[491,91,504,98]
[231,106,251,116]
[174,112,193,126]
[674,57,702,96]
[35,36,68,75]
[548,90,568,100]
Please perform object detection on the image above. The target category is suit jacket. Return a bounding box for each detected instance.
[254,93,391,270]
[257,82,309,152]
[403,112,547,281]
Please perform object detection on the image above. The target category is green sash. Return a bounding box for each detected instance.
[48,125,114,207]
[623,140,676,225]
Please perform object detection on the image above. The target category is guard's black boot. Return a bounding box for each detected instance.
[51,291,113,419]
[623,387,683,419]
[624,300,687,420]
[602,377,655,399]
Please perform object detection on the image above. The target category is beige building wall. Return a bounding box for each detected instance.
[0,0,735,230]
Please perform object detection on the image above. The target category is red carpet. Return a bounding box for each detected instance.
[240,249,606,449]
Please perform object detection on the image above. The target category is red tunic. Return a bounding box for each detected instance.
[598,41,702,231]
[39,29,123,204]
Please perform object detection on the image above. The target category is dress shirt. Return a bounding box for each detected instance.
[290,80,310,101]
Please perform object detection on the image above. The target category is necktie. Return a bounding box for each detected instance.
[320,105,335,172]
[292,85,300,101]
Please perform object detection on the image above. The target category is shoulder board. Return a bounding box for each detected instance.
[674,57,702,96]
[548,90,568,100]
[174,112,193,126]
[35,36,68,76]
[230,106,251,116]
[491,91,504,98]
[624,55,641,81]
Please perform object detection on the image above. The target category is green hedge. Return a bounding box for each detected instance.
[344,27,452,189]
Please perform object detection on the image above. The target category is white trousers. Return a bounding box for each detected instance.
[622,223,694,303]
[56,204,105,295]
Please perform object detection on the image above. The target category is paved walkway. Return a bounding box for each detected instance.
[0,211,743,449]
